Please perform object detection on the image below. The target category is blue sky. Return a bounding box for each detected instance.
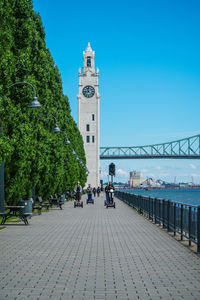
[33,0,200,184]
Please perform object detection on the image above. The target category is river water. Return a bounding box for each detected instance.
[119,188,200,206]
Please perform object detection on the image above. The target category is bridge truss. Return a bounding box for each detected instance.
[100,134,200,160]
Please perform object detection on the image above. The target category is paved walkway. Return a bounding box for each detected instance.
[0,194,200,300]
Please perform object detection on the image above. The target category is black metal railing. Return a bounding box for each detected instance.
[115,191,200,253]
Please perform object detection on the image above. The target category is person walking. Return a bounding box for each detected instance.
[92,187,96,198]
[97,186,101,197]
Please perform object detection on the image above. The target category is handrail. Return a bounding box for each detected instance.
[119,191,199,208]
[115,190,200,253]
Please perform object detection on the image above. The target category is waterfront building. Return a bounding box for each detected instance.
[77,43,100,188]
[129,171,145,187]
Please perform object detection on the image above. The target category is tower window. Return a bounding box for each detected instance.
[86,124,90,131]
[92,136,95,143]
[92,114,95,121]
[86,136,90,143]
[87,56,91,67]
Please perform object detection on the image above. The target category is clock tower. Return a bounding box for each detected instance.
[77,43,100,188]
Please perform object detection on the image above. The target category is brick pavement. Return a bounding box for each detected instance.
[0,193,199,300]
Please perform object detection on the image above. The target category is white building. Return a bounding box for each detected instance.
[129,171,145,186]
[77,43,100,188]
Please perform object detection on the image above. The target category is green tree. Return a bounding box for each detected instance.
[0,0,87,204]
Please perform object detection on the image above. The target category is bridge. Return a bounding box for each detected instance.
[100,134,200,159]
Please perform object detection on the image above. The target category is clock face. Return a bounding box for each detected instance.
[82,85,95,98]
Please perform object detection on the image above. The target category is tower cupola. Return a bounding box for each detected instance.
[83,42,95,74]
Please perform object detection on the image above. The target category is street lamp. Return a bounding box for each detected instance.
[0,82,42,213]
[55,126,88,174]
[47,114,61,133]
[71,149,88,171]
[72,149,76,155]
[60,131,71,145]
[9,81,42,108]
[32,114,60,203]
[65,137,71,145]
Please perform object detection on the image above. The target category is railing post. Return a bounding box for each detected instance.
[141,196,143,212]
[139,195,141,211]
[197,206,200,253]
[167,200,170,232]
[138,195,140,210]
[152,198,154,222]
[133,194,136,208]
[155,198,157,224]
[174,203,176,236]
[158,199,161,225]
[148,197,151,220]
[188,206,191,246]
[180,204,183,241]
[162,200,165,229]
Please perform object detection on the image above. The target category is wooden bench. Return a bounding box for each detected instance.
[32,202,42,215]
[66,191,76,201]
[49,195,63,210]
[0,206,31,225]
[0,212,8,224]
[38,196,51,212]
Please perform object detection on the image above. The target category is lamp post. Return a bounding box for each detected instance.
[71,149,88,173]
[0,82,42,213]
[56,127,87,171]
[45,114,61,133]
[0,162,5,213]
[59,130,71,145]
[55,125,88,181]
[9,81,42,108]
[32,114,60,203]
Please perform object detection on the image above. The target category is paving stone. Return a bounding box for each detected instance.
[0,194,200,300]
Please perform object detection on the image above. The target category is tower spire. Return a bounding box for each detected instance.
[86,42,92,52]
[83,42,95,74]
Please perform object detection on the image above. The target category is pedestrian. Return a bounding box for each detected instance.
[97,186,101,197]
[93,187,96,197]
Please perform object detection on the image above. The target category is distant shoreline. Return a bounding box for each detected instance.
[119,186,200,190]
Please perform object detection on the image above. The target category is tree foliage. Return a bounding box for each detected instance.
[0,0,87,204]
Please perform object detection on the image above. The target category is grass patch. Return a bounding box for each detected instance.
[137,207,143,214]
[0,226,6,230]
[0,216,21,224]
[9,219,21,223]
